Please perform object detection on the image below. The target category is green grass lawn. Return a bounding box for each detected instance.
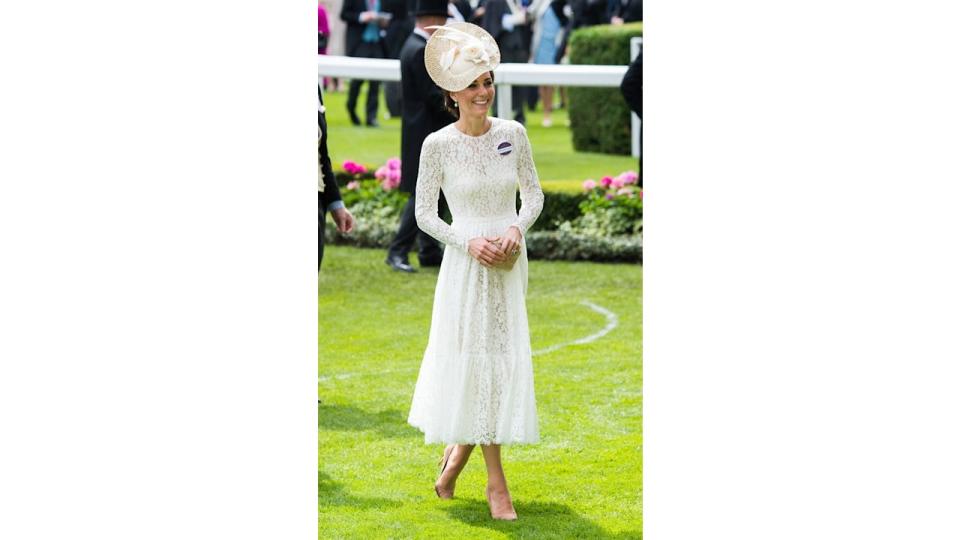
[322,84,638,193]
[319,245,642,538]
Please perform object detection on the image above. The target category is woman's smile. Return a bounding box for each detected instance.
[454,74,496,115]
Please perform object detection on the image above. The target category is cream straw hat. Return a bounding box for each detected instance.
[423,22,501,92]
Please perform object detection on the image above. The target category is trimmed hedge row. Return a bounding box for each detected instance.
[324,220,642,263]
[567,22,643,156]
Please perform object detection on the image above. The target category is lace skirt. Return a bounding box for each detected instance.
[407,213,539,445]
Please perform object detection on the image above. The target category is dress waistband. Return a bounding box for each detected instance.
[451,213,518,225]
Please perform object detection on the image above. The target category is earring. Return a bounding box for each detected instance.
[453,101,459,108]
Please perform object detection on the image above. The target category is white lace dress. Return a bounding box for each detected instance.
[407,117,545,445]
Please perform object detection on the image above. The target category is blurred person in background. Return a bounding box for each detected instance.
[319,1,331,54]
[319,1,334,91]
[341,0,391,126]
[528,0,565,127]
[610,0,641,24]
[481,0,534,125]
[322,0,347,92]
[382,0,413,118]
[551,0,607,69]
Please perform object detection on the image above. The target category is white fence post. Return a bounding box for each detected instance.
[496,84,513,120]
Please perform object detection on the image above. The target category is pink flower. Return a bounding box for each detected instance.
[582,179,597,191]
[381,175,400,191]
[342,160,367,175]
[600,176,613,188]
[387,168,401,183]
[375,165,388,180]
[387,157,401,170]
[611,177,625,189]
[617,187,633,197]
[346,180,360,190]
[621,171,639,185]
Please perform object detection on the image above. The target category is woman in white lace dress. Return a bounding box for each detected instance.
[406,22,544,521]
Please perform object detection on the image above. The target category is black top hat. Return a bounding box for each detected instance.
[415,0,448,17]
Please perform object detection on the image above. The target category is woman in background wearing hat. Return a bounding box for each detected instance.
[406,22,544,522]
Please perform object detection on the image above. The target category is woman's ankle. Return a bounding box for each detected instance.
[485,482,509,494]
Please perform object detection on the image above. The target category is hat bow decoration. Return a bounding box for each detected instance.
[423,22,501,91]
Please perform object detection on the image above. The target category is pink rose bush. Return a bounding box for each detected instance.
[583,170,641,200]
[325,158,409,251]
[336,157,407,214]
[571,170,643,237]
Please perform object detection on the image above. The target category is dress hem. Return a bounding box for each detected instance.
[407,419,540,446]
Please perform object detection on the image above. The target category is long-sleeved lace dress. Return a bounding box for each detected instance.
[407,117,545,445]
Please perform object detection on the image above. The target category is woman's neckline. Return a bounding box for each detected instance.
[451,117,495,138]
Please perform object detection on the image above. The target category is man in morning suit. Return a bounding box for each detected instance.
[384,0,454,273]
[319,86,356,270]
[341,0,390,127]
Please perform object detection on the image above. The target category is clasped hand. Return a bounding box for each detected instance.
[468,226,522,269]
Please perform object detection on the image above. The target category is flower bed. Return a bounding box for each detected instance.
[326,159,642,263]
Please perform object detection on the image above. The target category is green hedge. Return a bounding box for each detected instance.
[567,22,642,155]
[328,172,642,263]
[526,230,642,263]
[523,191,582,232]
[325,221,641,263]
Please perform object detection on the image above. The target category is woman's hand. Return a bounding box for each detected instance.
[482,228,522,271]
[498,226,523,258]
[468,237,507,268]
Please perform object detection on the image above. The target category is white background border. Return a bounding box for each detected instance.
[645,1,960,538]
[1,1,317,538]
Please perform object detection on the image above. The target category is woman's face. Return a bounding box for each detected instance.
[451,72,495,118]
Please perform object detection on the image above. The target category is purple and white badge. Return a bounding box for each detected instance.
[496,141,513,156]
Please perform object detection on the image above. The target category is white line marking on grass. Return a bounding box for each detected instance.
[532,301,619,356]
[317,366,413,383]
[318,301,620,384]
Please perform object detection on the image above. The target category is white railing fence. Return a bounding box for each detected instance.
[319,37,642,158]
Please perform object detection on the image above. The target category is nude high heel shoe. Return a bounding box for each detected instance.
[485,487,518,521]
